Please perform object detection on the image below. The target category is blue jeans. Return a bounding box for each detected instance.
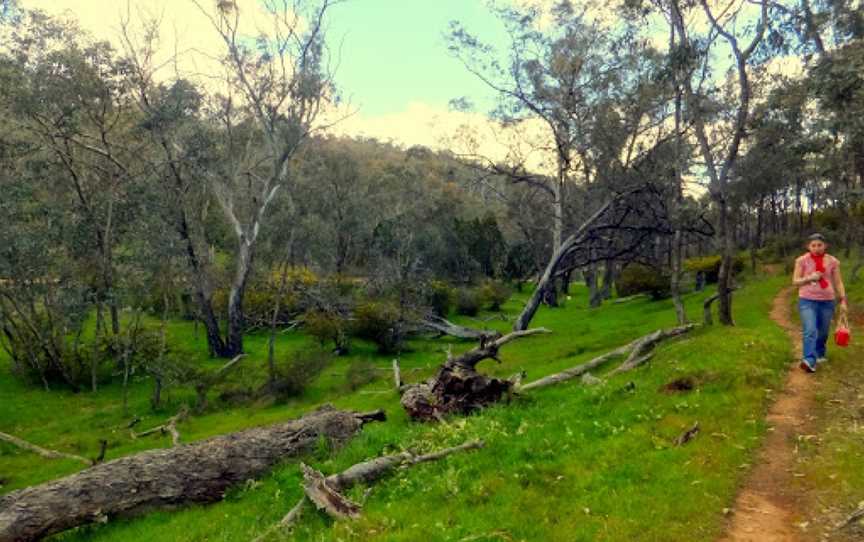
[799,299,835,363]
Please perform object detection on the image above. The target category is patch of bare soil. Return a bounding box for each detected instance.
[720,287,815,541]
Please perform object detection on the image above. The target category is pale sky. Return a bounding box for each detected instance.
[16,0,802,173]
[19,0,515,152]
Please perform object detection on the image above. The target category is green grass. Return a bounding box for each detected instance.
[0,276,794,541]
[789,279,864,540]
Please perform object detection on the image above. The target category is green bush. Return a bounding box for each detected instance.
[616,264,670,300]
[345,359,378,391]
[425,280,454,317]
[455,287,483,316]
[684,255,745,284]
[269,347,331,399]
[353,301,403,354]
[303,309,351,354]
[480,280,512,311]
[212,266,319,330]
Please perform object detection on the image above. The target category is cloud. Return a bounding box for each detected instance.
[21,0,282,86]
[326,101,555,172]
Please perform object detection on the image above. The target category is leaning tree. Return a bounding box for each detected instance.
[400,177,712,421]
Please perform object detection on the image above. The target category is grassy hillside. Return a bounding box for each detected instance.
[1,276,794,541]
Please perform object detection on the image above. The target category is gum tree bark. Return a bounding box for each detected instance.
[0,406,384,542]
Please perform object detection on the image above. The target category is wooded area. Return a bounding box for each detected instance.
[0,0,863,540]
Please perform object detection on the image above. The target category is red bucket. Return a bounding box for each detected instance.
[835,314,851,347]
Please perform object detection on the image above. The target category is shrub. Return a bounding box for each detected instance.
[480,280,512,311]
[455,287,483,316]
[616,264,670,300]
[684,255,745,284]
[425,280,454,317]
[212,266,318,330]
[345,359,378,391]
[353,301,403,354]
[268,347,331,400]
[303,309,351,354]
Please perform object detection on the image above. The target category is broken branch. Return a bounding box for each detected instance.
[0,431,91,466]
[257,440,484,539]
[519,326,695,392]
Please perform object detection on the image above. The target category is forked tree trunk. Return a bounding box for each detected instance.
[0,406,384,542]
[225,241,254,357]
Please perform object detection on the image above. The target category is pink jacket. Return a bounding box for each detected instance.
[796,253,839,301]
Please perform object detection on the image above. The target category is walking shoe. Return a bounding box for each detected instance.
[817,357,828,364]
[800,359,817,373]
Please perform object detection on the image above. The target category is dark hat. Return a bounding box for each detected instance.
[808,233,826,242]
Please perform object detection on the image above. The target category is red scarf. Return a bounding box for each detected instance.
[811,253,830,289]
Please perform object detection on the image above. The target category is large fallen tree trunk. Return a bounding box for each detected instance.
[0,405,385,542]
[400,328,550,421]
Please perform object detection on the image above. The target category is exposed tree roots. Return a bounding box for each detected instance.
[400,329,550,421]
[401,326,695,421]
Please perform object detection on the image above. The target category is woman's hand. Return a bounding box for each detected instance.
[806,271,823,283]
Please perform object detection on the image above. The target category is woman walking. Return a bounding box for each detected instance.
[792,233,848,373]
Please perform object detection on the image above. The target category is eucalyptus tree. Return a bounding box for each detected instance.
[191,0,341,356]
[120,0,342,357]
[449,1,669,305]
[664,0,770,325]
[448,4,629,249]
[0,12,148,341]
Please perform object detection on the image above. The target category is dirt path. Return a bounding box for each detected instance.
[720,287,815,541]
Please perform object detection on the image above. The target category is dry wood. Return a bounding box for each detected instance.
[0,431,91,466]
[256,440,484,540]
[607,326,695,377]
[131,406,189,446]
[675,422,700,446]
[302,463,362,520]
[0,406,384,542]
[400,329,550,421]
[392,358,402,390]
[839,506,864,529]
[421,316,498,341]
[518,326,695,392]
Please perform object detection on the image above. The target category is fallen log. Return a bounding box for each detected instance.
[255,440,484,540]
[400,326,694,421]
[518,326,695,392]
[0,405,385,542]
[0,432,92,467]
[400,328,550,421]
[130,405,188,446]
[420,316,499,341]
